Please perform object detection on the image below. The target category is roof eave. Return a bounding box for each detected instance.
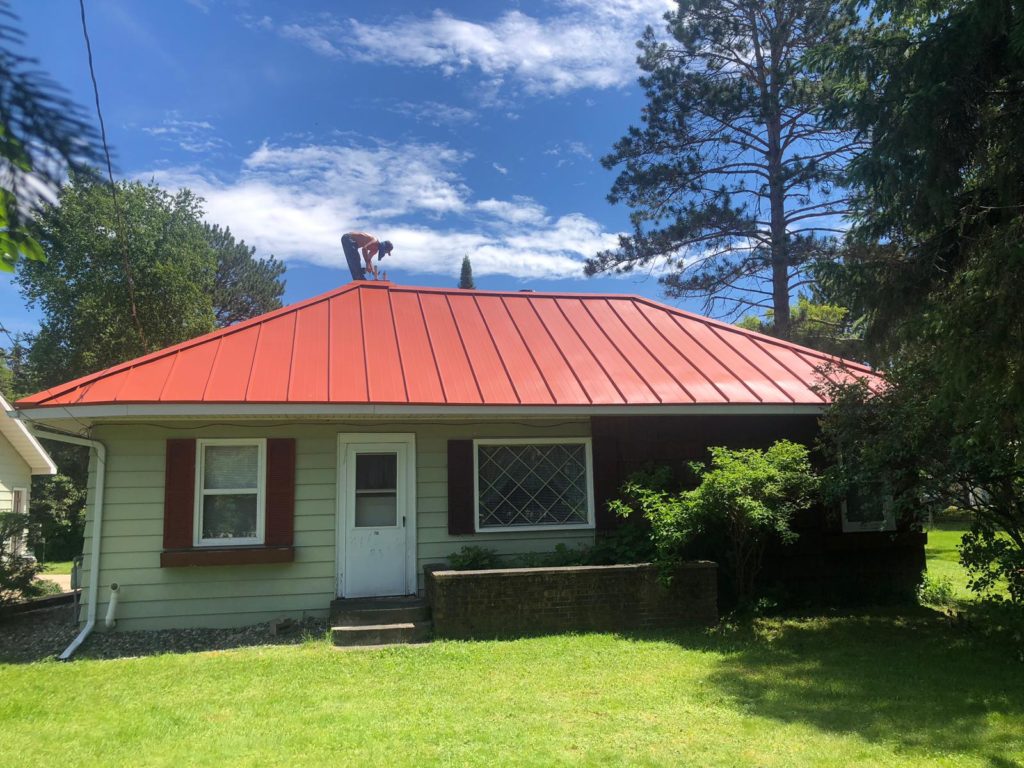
[0,395,58,475]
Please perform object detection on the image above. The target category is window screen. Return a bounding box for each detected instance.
[477,443,589,528]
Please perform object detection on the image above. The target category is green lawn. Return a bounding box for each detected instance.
[925,522,975,600]
[41,561,74,575]
[2,614,1022,767]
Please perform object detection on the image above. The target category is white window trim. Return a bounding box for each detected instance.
[11,487,28,515]
[193,438,266,547]
[473,437,595,533]
[841,493,896,533]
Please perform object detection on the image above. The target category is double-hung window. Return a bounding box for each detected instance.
[194,439,266,546]
[474,438,594,532]
[841,481,896,533]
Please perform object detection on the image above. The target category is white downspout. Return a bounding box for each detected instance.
[25,428,107,661]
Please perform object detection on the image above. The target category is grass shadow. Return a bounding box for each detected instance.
[627,607,1024,764]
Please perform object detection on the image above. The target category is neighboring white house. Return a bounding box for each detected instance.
[0,393,57,557]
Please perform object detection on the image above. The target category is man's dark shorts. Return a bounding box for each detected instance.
[341,234,365,280]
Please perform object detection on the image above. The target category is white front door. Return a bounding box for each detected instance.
[338,434,416,598]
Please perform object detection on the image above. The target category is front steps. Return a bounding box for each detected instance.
[330,596,431,647]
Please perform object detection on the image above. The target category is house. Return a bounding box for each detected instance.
[13,282,924,632]
[0,392,57,558]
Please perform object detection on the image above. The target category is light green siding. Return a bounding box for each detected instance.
[81,419,593,630]
[0,434,31,512]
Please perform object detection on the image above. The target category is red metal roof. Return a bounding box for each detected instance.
[16,282,875,409]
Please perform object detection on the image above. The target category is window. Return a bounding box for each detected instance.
[842,482,895,533]
[474,439,594,531]
[354,453,399,528]
[194,439,265,546]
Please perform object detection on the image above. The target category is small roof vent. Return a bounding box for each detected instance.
[519,289,534,293]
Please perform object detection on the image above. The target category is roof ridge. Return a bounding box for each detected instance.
[15,281,366,406]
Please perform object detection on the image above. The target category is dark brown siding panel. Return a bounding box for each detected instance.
[592,434,620,531]
[448,439,475,535]
[265,438,296,547]
[163,439,196,549]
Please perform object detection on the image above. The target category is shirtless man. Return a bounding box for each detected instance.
[341,232,393,281]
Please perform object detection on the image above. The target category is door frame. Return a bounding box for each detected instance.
[335,432,417,598]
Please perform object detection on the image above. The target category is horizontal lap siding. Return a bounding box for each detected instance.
[82,419,593,630]
[0,437,31,511]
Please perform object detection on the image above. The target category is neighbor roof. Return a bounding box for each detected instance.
[15,282,874,412]
[0,393,57,474]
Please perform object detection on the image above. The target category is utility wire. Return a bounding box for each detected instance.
[78,0,147,349]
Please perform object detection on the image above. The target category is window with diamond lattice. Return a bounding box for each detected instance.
[476,441,592,530]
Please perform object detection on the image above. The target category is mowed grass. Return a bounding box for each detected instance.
[2,614,1023,767]
[41,560,73,575]
[926,523,974,599]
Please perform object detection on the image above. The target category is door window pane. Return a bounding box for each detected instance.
[353,452,398,527]
[356,453,397,491]
[202,494,258,539]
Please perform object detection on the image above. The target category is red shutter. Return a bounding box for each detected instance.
[265,438,296,547]
[163,439,196,549]
[592,434,619,532]
[448,439,475,535]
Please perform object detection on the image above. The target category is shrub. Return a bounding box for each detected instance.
[22,578,63,598]
[610,440,819,607]
[447,545,503,570]
[917,573,957,608]
[0,511,41,605]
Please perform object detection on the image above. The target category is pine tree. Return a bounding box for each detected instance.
[458,255,475,289]
[587,0,859,337]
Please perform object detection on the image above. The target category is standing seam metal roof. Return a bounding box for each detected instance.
[15,282,875,409]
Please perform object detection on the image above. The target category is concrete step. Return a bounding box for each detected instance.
[330,597,430,626]
[331,621,432,647]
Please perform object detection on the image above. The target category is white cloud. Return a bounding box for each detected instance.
[141,140,620,280]
[492,162,508,175]
[141,113,226,154]
[386,100,477,126]
[262,1,673,96]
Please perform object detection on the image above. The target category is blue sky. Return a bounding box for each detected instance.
[2,0,691,339]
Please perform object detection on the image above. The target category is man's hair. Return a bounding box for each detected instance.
[380,240,393,258]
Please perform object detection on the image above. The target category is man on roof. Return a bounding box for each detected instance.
[341,231,393,281]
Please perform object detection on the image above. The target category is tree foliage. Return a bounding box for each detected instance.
[458,254,475,290]
[0,510,39,604]
[816,0,1024,603]
[208,223,285,327]
[588,0,859,336]
[16,174,215,389]
[739,294,864,359]
[610,441,819,606]
[0,2,98,271]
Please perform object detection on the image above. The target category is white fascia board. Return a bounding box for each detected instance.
[0,394,58,475]
[15,402,826,424]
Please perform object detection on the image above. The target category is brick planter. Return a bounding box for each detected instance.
[425,562,717,639]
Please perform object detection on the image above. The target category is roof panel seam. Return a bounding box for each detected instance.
[669,314,763,402]
[388,290,410,404]
[357,289,370,402]
[527,298,592,405]
[500,296,558,405]
[606,301,695,402]
[551,299,627,404]
[471,295,522,405]
[585,299,663,405]
[707,325,794,403]
[635,303,728,402]
[417,292,447,404]
[243,322,265,402]
[199,338,224,401]
[443,294,484,404]
[751,337,826,404]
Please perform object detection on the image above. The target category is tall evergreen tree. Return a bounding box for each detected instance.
[458,254,475,289]
[207,223,285,327]
[587,0,859,337]
[817,0,1024,603]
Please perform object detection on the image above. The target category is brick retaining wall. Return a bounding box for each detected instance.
[425,562,717,639]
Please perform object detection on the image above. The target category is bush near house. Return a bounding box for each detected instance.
[610,441,820,608]
[0,511,41,605]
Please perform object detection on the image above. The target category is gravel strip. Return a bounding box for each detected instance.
[0,606,329,664]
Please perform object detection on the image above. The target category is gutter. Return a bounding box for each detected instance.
[26,426,107,661]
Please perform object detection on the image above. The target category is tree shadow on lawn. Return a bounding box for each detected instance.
[639,607,1024,765]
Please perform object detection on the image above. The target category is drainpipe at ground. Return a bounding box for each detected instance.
[25,426,107,661]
